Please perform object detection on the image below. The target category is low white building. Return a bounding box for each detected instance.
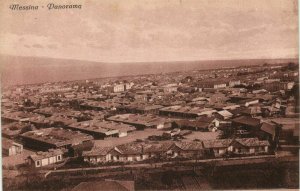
[27,149,64,168]
[213,83,227,89]
[162,84,178,93]
[229,80,241,87]
[113,84,125,93]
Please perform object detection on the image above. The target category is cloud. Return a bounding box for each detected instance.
[47,44,58,49]
[32,44,44,49]
[0,0,297,62]
[19,37,25,42]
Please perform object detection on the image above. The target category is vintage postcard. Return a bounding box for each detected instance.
[0,0,299,190]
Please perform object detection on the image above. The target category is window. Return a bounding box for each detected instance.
[111,156,113,160]
[36,160,40,166]
[57,155,61,161]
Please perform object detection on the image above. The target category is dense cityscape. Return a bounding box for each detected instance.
[2,61,299,190]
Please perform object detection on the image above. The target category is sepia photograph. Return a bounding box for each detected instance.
[0,0,299,190]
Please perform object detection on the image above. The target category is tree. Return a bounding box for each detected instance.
[290,83,299,112]
[263,63,269,67]
[287,62,298,70]
[233,84,247,89]
[281,62,298,71]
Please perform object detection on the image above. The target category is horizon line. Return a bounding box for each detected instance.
[1,53,299,65]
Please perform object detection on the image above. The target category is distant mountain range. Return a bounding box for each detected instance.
[1,54,298,86]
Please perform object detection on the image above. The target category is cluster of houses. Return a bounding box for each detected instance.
[1,63,298,169]
[82,138,270,164]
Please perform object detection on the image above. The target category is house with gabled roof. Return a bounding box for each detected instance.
[2,138,23,156]
[203,138,270,157]
[112,143,144,162]
[168,142,204,159]
[202,139,232,157]
[142,142,175,159]
[82,141,205,163]
[228,138,270,155]
[83,147,113,164]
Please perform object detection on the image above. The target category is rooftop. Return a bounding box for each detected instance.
[21,128,93,147]
[107,114,174,127]
[160,105,217,115]
[69,120,136,134]
[232,116,261,127]
[29,149,64,161]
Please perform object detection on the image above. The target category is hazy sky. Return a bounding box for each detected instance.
[0,0,298,62]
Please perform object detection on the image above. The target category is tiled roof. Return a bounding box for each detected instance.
[115,143,143,155]
[203,138,269,148]
[160,105,216,115]
[82,147,113,156]
[202,139,232,148]
[21,128,93,147]
[29,149,64,161]
[234,138,270,147]
[175,141,203,150]
[68,120,135,134]
[107,114,173,127]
